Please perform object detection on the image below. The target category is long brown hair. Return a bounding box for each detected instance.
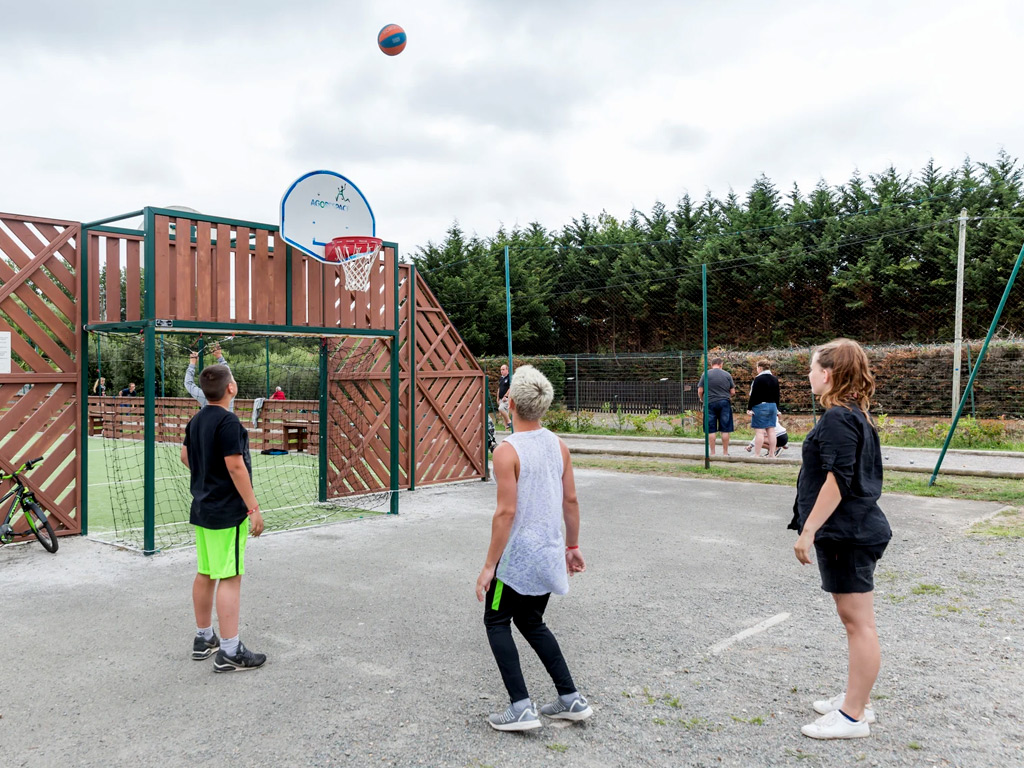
[814,338,874,414]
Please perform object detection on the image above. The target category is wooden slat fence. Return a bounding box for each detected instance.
[88,397,321,453]
[0,212,81,536]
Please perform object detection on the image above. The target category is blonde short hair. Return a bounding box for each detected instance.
[509,365,554,421]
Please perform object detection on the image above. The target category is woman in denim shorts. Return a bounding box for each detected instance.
[790,339,891,740]
[746,359,780,458]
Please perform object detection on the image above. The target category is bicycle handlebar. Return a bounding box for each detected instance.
[1,458,44,479]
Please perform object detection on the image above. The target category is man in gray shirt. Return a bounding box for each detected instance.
[697,357,736,455]
[185,343,234,411]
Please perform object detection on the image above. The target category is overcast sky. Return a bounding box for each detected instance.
[1,0,1021,254]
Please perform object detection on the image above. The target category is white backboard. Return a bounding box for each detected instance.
[280,171,375,262]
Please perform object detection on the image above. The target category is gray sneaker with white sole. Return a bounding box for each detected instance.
[540,693,593,721]
[488,704,541,731]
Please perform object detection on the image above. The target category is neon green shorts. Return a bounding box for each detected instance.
[195,522,248,580]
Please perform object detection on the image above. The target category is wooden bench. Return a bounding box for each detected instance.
[283,422,309,452]
[89,414,104,436]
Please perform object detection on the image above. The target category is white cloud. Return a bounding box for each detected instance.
[0,0,1021,251]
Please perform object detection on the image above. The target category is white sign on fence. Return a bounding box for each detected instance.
[0,332,10,374]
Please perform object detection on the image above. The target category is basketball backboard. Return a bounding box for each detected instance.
[280,171,375,262]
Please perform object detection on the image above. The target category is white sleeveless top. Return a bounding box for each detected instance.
[495,427,570,597]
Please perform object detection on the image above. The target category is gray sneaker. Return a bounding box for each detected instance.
[540,693,593,721]
[488,704,542,731]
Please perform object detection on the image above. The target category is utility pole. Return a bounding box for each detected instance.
[952,208,967,419]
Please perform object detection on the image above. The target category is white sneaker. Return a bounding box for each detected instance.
[801,709,870,739]
[812,692,876,723]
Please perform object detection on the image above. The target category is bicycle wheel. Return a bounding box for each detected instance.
[24,502,58,553]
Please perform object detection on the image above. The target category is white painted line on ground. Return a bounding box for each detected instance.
[709,612,790,655]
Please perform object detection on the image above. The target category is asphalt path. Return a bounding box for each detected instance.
[3,470,1020,767]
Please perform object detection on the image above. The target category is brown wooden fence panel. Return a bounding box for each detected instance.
[0,212,81,536]
[88,396,321,454]
[125,238,141,321]
[410,269,484,486]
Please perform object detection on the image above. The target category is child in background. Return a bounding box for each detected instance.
[747,417,788,456]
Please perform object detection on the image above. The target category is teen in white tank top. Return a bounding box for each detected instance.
[495,428,569,596]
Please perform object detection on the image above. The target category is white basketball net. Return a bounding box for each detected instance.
[341,253,374,292]
[329,237,382,292]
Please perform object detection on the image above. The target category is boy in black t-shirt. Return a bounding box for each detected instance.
[181,364,266,672]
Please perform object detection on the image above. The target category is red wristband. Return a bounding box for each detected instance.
[247,506,259,516]
[566,545,579,550]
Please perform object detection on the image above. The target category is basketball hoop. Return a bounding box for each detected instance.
[326,236,383,292]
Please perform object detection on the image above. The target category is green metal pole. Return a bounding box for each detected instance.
[409,264,417,491]
[160,334,165,398]
[97,334,102,381]
[811,392,817,425]
[702,264,709,469]
[483,374,490,481]
[143,207,156,554]
[318,339,328,503]
[144,323,156,554]
[504,244,514,434]
[198,336,205,370]
[265,336,270,399]
[79,225,90,536]
[574,354,579,429]
[389,244,400,515]
[965,341,976,419]
[285,245,293,326]
[679,350,684,418]
[930,241,1024,485]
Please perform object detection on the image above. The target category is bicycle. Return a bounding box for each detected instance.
[0,457,58,553]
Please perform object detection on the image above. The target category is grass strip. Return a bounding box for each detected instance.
[573,456,1024,506]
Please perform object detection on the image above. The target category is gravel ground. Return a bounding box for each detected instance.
[2,471,1021,768]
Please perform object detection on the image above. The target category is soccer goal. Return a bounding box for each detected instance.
[85,330,395,551]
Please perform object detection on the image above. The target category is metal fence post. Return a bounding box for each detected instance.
[952,208,967,418]
[318,339,328,503]
[504,244,513,434]
[702,264,709,469]
[574,354,579,413]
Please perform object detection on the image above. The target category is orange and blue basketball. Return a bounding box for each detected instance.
[378,24,407,56]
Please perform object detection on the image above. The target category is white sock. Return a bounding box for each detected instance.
[221,635,240,657]
[559,691,580,705]
[196,626,214,641]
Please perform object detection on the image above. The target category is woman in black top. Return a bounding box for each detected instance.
[790,338,891,740]
[746,360,780,458]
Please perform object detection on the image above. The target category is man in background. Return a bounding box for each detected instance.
[697,358,736,456]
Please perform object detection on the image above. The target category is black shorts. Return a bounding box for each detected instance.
[814,541,888,594]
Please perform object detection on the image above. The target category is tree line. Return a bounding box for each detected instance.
[411,152,1024,355]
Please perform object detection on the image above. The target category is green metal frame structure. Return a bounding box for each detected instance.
[80,207,402,554]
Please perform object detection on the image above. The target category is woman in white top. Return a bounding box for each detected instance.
[475,365,592,732]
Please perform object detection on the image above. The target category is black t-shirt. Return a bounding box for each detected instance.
[183,406,252,529]
[789,405,891,545]
[120,387,137,396]
[497,374,510,399]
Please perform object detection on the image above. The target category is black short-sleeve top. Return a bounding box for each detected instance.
[183,406,252,529]
[789,404,891,546]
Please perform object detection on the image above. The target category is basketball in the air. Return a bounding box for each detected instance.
[378,24,407,56]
